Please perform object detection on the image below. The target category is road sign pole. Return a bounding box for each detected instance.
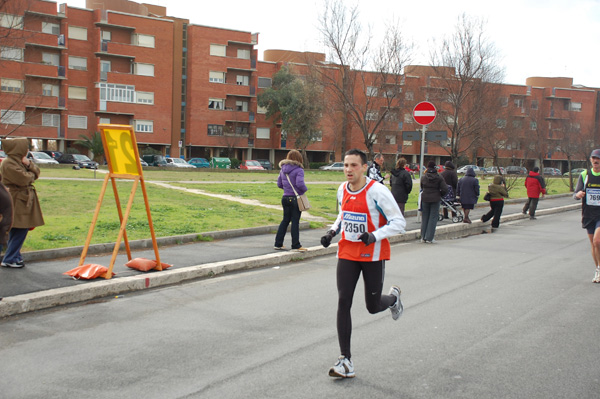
[419,124,427,179]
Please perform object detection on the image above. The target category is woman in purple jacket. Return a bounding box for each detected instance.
[274,150,308,251]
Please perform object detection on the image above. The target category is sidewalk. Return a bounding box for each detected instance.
[0,194,579,317]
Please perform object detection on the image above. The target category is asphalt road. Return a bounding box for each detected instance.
[1,210,599,399]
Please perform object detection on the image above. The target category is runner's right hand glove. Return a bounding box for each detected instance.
[320,230,336,248]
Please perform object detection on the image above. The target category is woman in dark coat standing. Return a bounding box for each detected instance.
[420,161,448,243]
[440,160,458,219]
[389,157,413,216]
[456,167,480,223]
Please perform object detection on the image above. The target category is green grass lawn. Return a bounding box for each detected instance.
[20,165,574,252]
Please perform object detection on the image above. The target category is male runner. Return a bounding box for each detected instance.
[321,148,406,378]
[574,149,600,282]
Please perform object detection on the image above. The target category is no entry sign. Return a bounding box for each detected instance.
[413,101,436,125]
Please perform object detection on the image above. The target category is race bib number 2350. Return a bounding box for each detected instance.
[342,211,368,241]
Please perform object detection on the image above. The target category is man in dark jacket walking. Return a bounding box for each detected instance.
[420,161,448,243]
[389,158,413,216]
[522,167,546,220]
[440,161,458,219]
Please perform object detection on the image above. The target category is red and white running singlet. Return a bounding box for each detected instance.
[332,178,406,262]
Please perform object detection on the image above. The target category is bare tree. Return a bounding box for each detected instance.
[429,13,504,164]
[316,0,412,158]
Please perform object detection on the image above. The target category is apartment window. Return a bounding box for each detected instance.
[366,86,378,97]
[236,75,249,86]
[531,100,538,110]
[237,49,250,59]
[496,118,506,128]
[208,124,223,136]
[208,98,224,110]
[0,13,23,29]
[258,77,272,88]
[314,131,323,142]
[210,44,226,57]
[405,91,414,100]
[1,46,23,61]
[0,110,24,124]
[101,31,111,41]
[366,111,378,121]
[385,135,396,145]
[133,63,154,77]
[68,26,87,41]
[43,52,60,66]
[404,113,413,123]
[68,56,87,71]
[42,113,60,127]
[512,119,522,129]
[132,33,155,48]
[236,100,248,112]
[42,84,59,97]
[235,126,248,135]
[99,117,110,124]
[68,115,87,129]
[1,78,23,93]
[42,22,60,35]
[571,102,582,112]
[530,121,537,130]
[499,97,508,107]
[256,127,270,139]
[257,105,267,114]
[209,71,225,83]
[514,98,523,108]
[99,83,135,103]
[136,91,154,105]
[68,86,87,100]
[134,120,153,133]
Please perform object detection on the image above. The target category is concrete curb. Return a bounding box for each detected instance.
[21,222,311,262]
[0,203,579,318]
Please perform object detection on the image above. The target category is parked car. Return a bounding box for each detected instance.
[141,154,167,166]
[505,166,528,175]
[256,159,273,170]
[40,150,63,160]
[166,157,195,168]
[57,153,98,169]
[139,158,148,167]
[239,160,265,170]
[457,165,482,174]
[27,151,58,165]
[319,162,344,171]
[188,157,210,168]
[563,168,586,177]
[485,166,505,175]
[435,164,445,172]
[543,167,562,176]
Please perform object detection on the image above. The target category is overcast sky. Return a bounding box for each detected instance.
[63,0,600,88]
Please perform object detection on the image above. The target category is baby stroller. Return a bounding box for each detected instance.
[438,186,464,223]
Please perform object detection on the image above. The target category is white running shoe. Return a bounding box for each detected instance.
[328,356,355,378]
[593,267,600,283]
[389,286,404,320]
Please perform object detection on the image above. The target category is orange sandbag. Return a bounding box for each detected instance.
[125,258,172,272]
[64,264,113,280]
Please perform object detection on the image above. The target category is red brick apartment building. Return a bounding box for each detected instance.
[1,0,599,171]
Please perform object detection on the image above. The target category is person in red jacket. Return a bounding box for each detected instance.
[522,167,546,220]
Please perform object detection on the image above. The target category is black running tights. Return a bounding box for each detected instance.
[336,258,395,359]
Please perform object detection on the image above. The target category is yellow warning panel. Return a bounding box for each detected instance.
[100,125,141,176]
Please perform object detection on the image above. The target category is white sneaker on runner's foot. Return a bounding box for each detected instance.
[593,267,600,283]
[389,286,403,320]
[328,356,355,378]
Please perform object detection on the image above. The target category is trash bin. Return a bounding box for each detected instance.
[210,157,231,169]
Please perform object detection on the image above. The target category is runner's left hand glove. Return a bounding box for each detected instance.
[359,232,376,246]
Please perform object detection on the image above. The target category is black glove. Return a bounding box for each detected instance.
[359,232,376,246]
[320,230,336,248]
